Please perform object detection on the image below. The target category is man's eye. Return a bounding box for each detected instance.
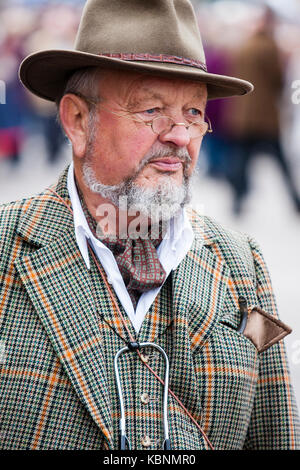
[188,108,201,117]
[136,108,159,121]
[144,108,157,115]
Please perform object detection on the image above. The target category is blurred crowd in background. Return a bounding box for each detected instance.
[0,0,81,168]
[0,0,300,216]
[197,0,300,214]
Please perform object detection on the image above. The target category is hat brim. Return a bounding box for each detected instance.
[19,49,253,102]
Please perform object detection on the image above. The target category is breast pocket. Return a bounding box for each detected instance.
[192,322,259,449]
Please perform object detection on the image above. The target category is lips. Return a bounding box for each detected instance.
[149,158,183,171]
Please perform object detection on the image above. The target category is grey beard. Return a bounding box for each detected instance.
[82,142,196,223]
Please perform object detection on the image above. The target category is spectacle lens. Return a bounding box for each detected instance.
[151,116,209,138]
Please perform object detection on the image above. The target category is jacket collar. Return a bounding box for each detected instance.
[16,166,73,247]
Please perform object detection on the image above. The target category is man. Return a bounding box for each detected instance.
[0,0,299,450]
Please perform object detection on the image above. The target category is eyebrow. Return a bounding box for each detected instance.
[127,87,206,109]
[140,86,206,100]
[127,91,166,109]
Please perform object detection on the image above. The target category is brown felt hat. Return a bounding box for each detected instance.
[19,0,253,102]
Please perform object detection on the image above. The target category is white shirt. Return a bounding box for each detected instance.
[67,162,196,334]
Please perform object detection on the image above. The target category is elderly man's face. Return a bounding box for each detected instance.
[82,69,207,189]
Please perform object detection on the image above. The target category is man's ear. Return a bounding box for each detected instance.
[59,94,91,158]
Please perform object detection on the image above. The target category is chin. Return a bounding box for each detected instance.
[146,171,183,186]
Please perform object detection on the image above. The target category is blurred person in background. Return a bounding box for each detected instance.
[199,30,235,180]
[226,6,300,215]
[284,27,300,166]
[0,4,79,166]
[20,4,79,163]
[0,13,31,165]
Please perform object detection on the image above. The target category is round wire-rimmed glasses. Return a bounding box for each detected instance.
[72,91,213,139]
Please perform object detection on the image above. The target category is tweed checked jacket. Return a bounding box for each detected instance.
[0,167,299,450]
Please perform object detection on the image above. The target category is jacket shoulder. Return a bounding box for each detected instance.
[204,213,252,246]
[191,210,252,246]
[194,212,256,280]
[0,195,39,264]
[0,197,32,237]
[0,166,69,245]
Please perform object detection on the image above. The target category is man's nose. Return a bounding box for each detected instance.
[158,123,191,147]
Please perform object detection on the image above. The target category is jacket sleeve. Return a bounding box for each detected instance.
[243,236,300,449]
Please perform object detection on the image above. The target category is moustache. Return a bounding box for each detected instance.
[136,143,192,174]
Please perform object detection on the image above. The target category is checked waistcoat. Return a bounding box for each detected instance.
[0,166,299,449]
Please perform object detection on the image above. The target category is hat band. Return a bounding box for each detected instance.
[98,53,207,72]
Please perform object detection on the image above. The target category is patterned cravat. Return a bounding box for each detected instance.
[78,190,167,309]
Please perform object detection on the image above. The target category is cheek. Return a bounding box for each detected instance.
[91,125,157,182]
[120,127,154,153]
[112,127,156,169]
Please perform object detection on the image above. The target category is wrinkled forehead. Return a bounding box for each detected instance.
[97,68,208,108]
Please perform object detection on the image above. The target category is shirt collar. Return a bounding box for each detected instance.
[67,162,95,268]
[67,162,194,269]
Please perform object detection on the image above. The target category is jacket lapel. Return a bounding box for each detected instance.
[172,211,231,355]
[14,168,114,447]
[137,210,231,348]
[161,212,230,433]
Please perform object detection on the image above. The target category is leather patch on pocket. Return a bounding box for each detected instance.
[244,306,292,353]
